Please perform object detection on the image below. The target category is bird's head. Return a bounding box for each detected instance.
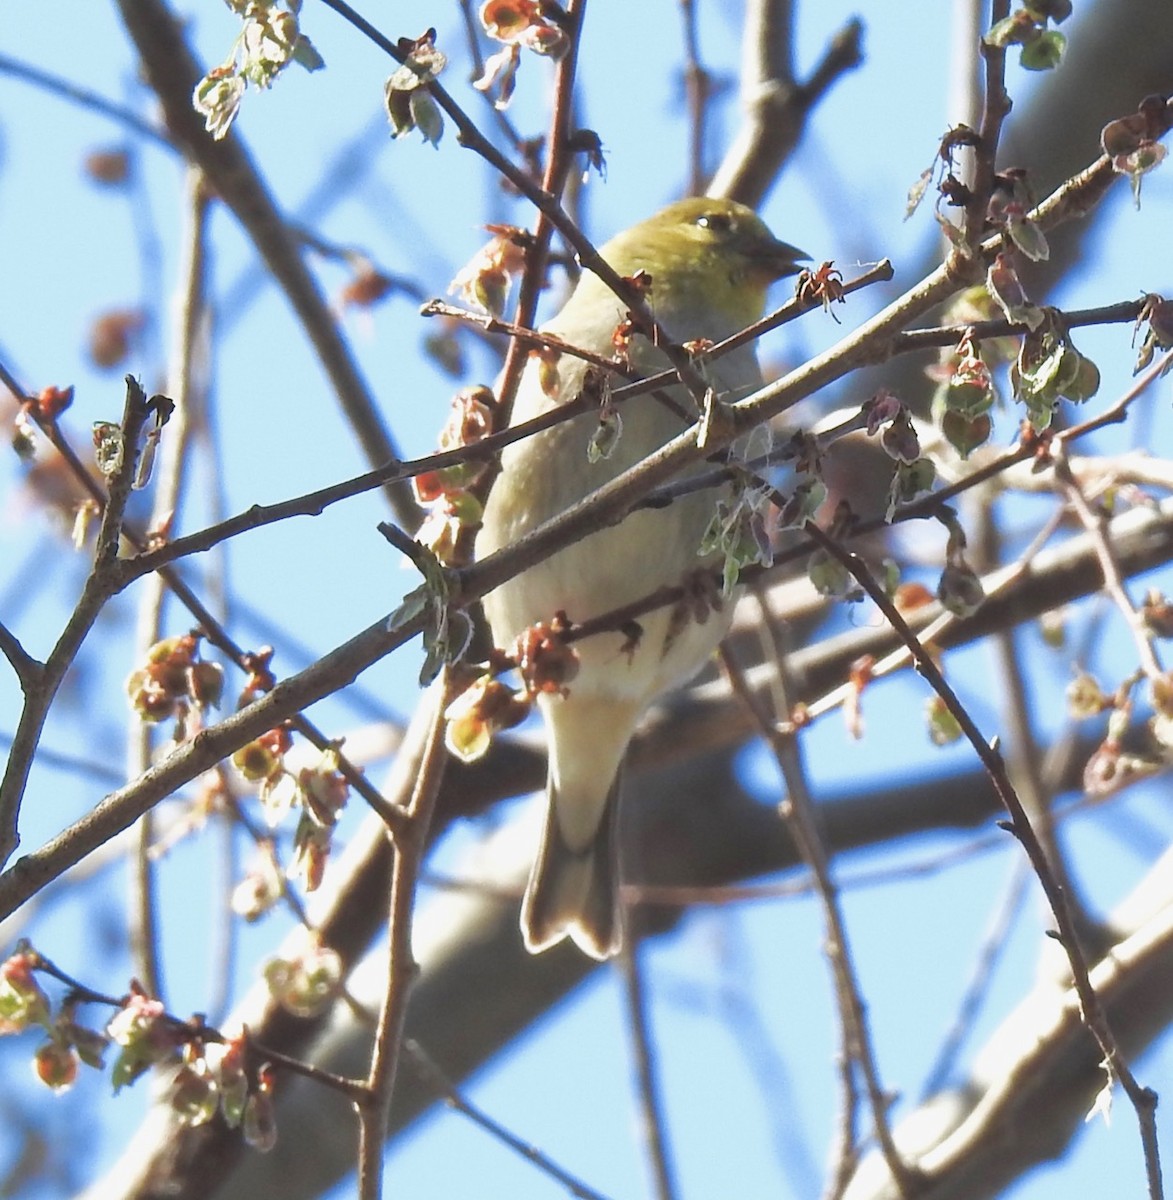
[601,196,809,334]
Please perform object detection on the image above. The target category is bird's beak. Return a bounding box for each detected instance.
[757,235,810,280]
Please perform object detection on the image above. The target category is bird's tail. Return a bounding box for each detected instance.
[520,769,623,960]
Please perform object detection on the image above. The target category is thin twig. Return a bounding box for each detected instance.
[960,0,1012,252]
[677,0,711,197]
[0,622,39,691]
[113,0,419,528]
[721,612,916,1198]
[618,935,679,1200]
[918,858,1030,1098]
[0,378,153,864]
[803,520,1165,1200]
[404,1039,616,1200]
[1054,446,1165,683]
[128,170,211,1000]
[357,675,452,1200]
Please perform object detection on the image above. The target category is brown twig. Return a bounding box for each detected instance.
[618,935,680,1200]
[357,675,452,1199]
[720,622,916,1198]
[404,1039,616,1200]
[802,520,1165,1200]
[318,0,716,411]
[113,0,418,528]
[1054,446,1166,684]
[677,0,712,197]
[0,378,153,865]
[128,170,212,1001]
[960,0,1012,254]
[0,361,411,848]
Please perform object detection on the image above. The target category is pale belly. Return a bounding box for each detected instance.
[479,388,731,706]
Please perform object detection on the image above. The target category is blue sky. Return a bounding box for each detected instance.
[1,3,1171,1198]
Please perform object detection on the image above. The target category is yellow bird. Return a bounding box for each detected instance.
[477,196,807,958]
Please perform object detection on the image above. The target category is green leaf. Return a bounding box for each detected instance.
[1019,29,1066,70]
[410,90,444,148]
[387,583,430,635]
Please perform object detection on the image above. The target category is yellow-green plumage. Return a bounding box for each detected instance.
[477,197,806,959]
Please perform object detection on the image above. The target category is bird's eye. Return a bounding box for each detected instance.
[695,210,733,234]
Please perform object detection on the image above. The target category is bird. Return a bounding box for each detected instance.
[476,196,807,959]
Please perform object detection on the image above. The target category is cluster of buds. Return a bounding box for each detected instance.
[193,0,323,141]
[512,618,581,696]
[233,732,348,893]
[413,385,496,565]
[981,256,1101,430]
[0,947,276,1145]
[1010,313,1100,430]
[449,226,531,318]
[444,618,580,762]
[929,307,1006,458]
[480,1,570,56]
[1,951,107,1094]
[263,938,342,1019]
[1101,94,1171,206]
[475,0,574,112]
[984,1,1071,72]
[384,30,446,146]
[987,168,1049,263]
[168,1034,276,1151]
[0,947,104,1094]
[110,995,278,1150]
[1134,293,1173,375]
[126,633,224,736]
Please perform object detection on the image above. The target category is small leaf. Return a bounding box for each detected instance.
[387,583,429,634]
[905,167,933,220]
[292,34,325,72]
[410,90,444,147]
[1006,215,1050,262]
[587,410,622,462]
[1019,29,1066,71]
